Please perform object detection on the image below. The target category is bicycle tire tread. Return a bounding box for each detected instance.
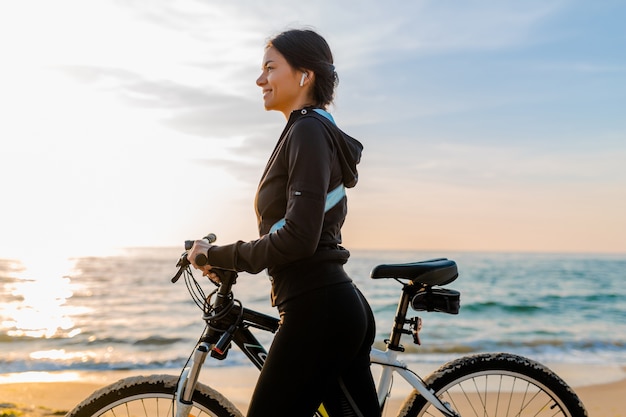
[397,352,588,417]
[66,374,242,417]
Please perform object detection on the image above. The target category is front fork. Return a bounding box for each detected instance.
[175,342,210,417]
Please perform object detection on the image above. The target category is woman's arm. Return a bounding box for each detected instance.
[195,118,336,274]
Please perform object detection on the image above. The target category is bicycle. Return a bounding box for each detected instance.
[67,236,588,417]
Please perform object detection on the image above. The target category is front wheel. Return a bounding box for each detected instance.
[398,353,587,417]
[66,374,242,417]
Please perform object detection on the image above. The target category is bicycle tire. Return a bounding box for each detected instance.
[397,352,587,417]
[66,374,243,417]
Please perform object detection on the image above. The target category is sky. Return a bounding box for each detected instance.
[0,0,625,259]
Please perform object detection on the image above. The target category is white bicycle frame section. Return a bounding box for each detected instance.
[371,348,457,417]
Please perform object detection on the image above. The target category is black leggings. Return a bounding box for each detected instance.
[246,280,380,417]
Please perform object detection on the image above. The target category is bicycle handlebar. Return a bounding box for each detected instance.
[172,234,238,305]
[184,233,216,266]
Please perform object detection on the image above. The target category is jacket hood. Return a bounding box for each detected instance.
[299,109,363,188]
[334,127,363,188]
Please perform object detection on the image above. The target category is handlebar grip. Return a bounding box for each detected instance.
[195,253,208,266]
[204,233,217,243]
[185,233,217,256]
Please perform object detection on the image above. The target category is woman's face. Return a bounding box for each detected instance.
[256,47,310,117]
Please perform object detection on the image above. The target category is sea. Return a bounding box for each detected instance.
[1,248,625,374]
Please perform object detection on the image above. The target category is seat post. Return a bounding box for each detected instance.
[387,284,414,351]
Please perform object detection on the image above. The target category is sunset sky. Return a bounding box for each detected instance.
[1,1,624,259]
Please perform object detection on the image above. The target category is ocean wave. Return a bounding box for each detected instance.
[0,333,194,349]
[0,356,191,374]
[133,336,186,346]
[461,301,543,314]
[373,338,626,355]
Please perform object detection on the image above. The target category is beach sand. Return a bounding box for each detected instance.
[1,363,624,417]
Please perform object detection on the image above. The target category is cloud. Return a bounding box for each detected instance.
[50,0,572,144]
[57,62,271,140]
[60,64,247,110]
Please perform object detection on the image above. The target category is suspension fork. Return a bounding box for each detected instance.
[175,310,273,415]
[175,315,239,411]
[175,342,211,417]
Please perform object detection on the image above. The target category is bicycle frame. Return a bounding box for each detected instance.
[371,348,456,417]
[175,299,458,417]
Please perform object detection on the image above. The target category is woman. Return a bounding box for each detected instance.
[188,29,380,417]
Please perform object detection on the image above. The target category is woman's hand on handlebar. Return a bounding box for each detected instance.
[188,240,221,284]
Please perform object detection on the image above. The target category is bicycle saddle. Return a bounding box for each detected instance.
[370,258,458,286]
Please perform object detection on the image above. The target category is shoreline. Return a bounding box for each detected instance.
[1,363,625,416]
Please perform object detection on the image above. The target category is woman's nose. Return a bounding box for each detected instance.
[256,74,265,86]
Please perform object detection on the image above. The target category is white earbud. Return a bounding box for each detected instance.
[300,72,307,87]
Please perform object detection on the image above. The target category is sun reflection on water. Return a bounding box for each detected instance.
[1,254,85,339]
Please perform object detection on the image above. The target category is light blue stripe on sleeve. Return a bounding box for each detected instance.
[269,218,286,234]
[269,184,346,234]
[324,184,345,211]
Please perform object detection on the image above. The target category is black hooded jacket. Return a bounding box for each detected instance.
[206,107,363,305]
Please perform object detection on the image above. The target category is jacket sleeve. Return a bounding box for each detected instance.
[206,117,335,273]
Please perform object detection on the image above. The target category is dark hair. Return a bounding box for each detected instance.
[268,29,338,109]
